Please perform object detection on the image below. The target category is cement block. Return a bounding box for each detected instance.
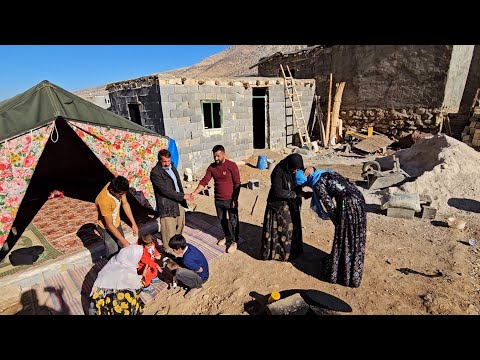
[170,109,185,118]
[159,86,175,95]
[247,179,260,190]
[176,117,191,126]
[387,207,415,219]
[174,86,188,94]
[421,205,437,219]
[168,94,183,102]
[181,93,195,102]
[193,93,206,100]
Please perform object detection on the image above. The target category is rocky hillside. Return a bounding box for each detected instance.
[163,45,308,78]
[73,45,307,98]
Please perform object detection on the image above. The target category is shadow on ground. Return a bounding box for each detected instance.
[290,243,330,281]
[447,198,480,213]
[16,288,70,315]
[81,261,107,315]
[431,220,449,227]
[185,211,262,260]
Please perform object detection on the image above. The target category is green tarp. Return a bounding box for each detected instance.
[0,80,157,142]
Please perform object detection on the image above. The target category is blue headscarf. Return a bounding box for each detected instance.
[294,169,333,219]
[294,169,331,188]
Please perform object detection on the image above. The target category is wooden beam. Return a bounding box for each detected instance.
[325,73,333,148]
[329,82,346,146]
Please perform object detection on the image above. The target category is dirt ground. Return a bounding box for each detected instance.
[143,148,480,315]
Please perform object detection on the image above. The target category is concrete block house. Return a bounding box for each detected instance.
[106,75,315,173]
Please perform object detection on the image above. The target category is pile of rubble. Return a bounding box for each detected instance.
[395,135,480,212]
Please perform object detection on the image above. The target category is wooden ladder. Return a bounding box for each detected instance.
[280,64,311,148]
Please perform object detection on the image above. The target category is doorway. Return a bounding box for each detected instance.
[252,87,268,149]
[128,103,142,125]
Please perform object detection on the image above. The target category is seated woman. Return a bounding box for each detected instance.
[89,245,146,315]
[294,169,367,288]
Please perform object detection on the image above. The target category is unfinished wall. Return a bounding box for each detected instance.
[442,45,475,113]
[267,81,316,149]
[259,45,461,136]
[459,46,480,114]
[107,77,165,135]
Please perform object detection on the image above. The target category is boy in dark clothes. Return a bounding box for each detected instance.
[169,234,209,299]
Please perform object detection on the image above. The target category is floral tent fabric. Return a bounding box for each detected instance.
[0,124,54,246]
[67,121,168,210]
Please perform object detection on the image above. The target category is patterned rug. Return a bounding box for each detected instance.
[31,197,102,255]
[0,223,62,278]
[36,213,245,315]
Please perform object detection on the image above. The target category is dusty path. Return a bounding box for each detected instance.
[144,150,480,315]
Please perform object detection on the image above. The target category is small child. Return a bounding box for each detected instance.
[137,234,163,292]
[169,234,209,299]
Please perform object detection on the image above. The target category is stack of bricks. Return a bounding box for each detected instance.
[461,105,480,148]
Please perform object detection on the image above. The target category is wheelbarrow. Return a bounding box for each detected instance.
[362,155,410,190]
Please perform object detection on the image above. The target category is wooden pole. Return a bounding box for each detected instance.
[315,95,326,147]
[329,82,346,146]
[325,73,333,148]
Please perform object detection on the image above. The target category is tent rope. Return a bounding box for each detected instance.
[50,120,59,143]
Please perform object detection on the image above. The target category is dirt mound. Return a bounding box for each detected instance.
[394,135,480,212]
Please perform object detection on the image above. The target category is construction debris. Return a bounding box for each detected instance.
[362,155,409,190]
[353,134,396,154]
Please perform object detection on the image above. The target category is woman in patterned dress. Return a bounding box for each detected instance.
[295,169,367,288]
[89,245,146,315]
[260,154,311,262]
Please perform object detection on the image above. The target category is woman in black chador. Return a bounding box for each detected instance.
[295,169,367,288]
[260,154,309,262]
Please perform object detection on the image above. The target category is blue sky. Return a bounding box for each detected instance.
[0,45,229,101]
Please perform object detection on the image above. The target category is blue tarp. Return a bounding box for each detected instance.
[167,137,179,169]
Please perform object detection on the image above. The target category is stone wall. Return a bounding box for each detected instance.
[258,45,467,135]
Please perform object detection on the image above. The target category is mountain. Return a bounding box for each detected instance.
[163,45,308,78]
[73,45,308,98]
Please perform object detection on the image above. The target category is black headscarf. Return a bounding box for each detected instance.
[286,153,304,171]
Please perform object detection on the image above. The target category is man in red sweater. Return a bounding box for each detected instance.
[191,145,241,254]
